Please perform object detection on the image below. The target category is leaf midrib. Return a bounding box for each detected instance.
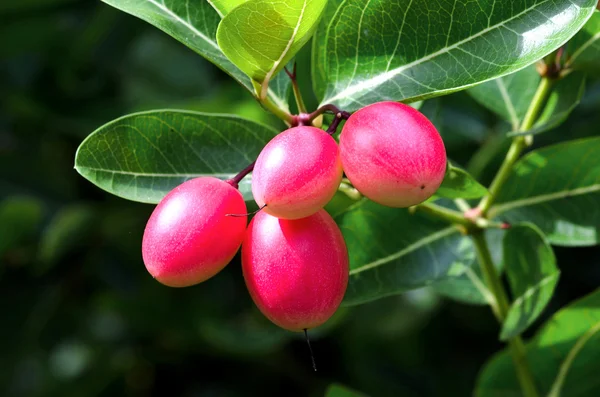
[349,226,458,275]
[261,0,308,95]
[509,272,559,310]
[495,78,520,130]
[489,184,600,217]
[322,0,553,104]
[76,165,237,179]
[146,0,220,50]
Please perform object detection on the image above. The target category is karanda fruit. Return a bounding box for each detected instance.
[242,209,349,331]
[340,101,447,207]
[142,177,247,287]
[251,126,343,220]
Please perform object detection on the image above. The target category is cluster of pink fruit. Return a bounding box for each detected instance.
[141,102,447,332]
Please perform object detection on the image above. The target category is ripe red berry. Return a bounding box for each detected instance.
[142,177,247,287]
[340,101,447,207]
[242,209,348,331]
[251,126,343,220]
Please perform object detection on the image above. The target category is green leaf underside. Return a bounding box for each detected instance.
[500,223,559,340]
[74,110,277,204]
[476,288,600,397]
[435,163,488,199]
[335,199,481,306]
[313,0,596,111]
[566,10,600,73]
[101,0,290,110]
[489,137,600,246]
[207,0,248,17]
[217,0,327,96]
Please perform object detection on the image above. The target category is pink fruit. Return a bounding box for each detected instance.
[340,101,447,207]
[251,126,343,220]
[242,209,349,331]
[142,177,247,287]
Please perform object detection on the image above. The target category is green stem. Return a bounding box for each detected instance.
[253,80,294,125]
[508,338,540,397]
[472,231,509,319]
[454,198,471,212]
[478,77,554,215]
[520,76,554,131]
[415,203,471,228]
[260,96,294,125]
[472,231,540,397]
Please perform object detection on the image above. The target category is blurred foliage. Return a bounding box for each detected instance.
[1,1,599,396]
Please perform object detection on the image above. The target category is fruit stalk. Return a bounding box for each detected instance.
[325,110,351,135]
[228,107,349,189]
[228,161,256,188]
[414,203,472,228]
[306,104,348,123]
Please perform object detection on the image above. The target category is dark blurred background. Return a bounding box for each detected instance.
[1,1,599,396]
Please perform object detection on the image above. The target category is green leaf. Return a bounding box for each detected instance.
[207,0,247,17]
[268,60,294,108]
[101,0,290,110]
[0,197,43,256]
[311,0,340,101]
[334,199,476,306]
[489,137,600,246]
[325,384,368,397]
[431,229,504,306]
[469,66,586,136]
[514,72,586,136]
[430,263,491,306]
[434,163,488,199]
[476,288,600,397]
[75,110,277,203]
[216,0,327,98]
[469,66,540,130]
[500,224,559,341]
[313,0,596,111]
[566,11,600,74]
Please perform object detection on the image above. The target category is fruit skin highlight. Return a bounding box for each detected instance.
[251,126,343,220]
[142,177,247,287]
[242,209,349,331]
[339,101,447,207]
